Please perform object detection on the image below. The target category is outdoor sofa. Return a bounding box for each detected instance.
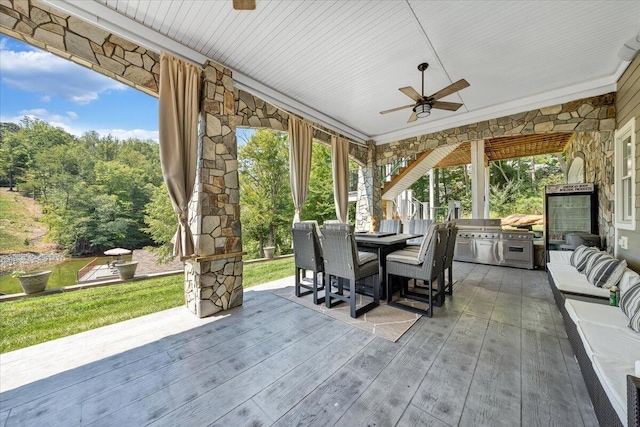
[546,249,640,426]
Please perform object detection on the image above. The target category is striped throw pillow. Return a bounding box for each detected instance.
[583,252,612,277]
[576,249,603,273]
[573,247,598,271]
[587,258,627,288]
[570,245,591,267]
[620,281,640,319]
[629,307,640,334]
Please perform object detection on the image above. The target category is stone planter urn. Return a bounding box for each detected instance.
[17,271,52,294]
[264,246,276,259]
[115,261,138,280]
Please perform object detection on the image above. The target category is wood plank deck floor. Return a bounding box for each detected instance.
[0,262,598,427]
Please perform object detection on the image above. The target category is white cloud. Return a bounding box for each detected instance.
[0,45,126,104]
[0,110,158,142]
[94,128,159,142]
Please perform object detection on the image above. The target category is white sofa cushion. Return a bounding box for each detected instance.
[576,320,640,364]
[621,270,640,294]
[547,263,610,298]
[592,355,634,425]
[564,299,631,330]
[550,250,573,265]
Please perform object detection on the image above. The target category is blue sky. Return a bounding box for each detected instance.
[0,35,255,143]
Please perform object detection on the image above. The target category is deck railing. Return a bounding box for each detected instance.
[77,257,98,282]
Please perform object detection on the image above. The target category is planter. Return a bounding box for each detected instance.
[115,262,138,280]
[264,247,276,259]
[17,271,52,294]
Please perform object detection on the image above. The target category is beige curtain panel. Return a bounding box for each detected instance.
[158,52,201,259]
[331,136,349,223]
[288,115,313,223]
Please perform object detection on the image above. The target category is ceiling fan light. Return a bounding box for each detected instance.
[414,103,432,118]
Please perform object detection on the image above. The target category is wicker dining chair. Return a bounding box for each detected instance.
[322,223,380,318]
[385,225,448,317]
[378,219,401,234]
[443,223,458,296]
[292,221,325,304]
[406,219,433,246]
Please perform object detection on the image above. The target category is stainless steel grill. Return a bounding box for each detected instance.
[454,219,534,269]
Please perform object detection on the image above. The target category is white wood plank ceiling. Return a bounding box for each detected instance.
[69,0,640,143]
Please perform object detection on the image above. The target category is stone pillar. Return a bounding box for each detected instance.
[184,61,243,318]
[355,140,382,231]
[470,140,486,219]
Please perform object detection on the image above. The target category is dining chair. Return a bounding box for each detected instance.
[379,219,401,234]
[322,223,380,318]
[443,222,458,296]
[292,221,325,304]
[385,224,447,317]
[405,219,433,246]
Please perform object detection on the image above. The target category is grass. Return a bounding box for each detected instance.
[243,256,294,287]
[0,257,295,353]
[0,189,30,252]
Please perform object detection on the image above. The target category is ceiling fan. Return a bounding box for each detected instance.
[233,0,256,10]
[380,63,470,123]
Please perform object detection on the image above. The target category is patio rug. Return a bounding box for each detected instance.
[272,285,422,342]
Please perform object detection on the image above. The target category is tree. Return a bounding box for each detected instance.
[0,130,29,191]
[239,130,292,258]
[143,184,176,263]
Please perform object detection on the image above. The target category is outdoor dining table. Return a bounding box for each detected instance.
[354,232,421,299]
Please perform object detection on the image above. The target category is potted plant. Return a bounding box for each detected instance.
[12,270,51,294]
[115,261,138,280]
[263,246,275,259]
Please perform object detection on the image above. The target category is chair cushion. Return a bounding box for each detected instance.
[586,258,626,289]
[386,249,422,265]
[357,251,377,266]
[592,355,635,424]
[564,299,630,330]
[574,247,599,271]
[620,282,640,319]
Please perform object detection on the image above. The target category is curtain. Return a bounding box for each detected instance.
[331,135,349,223]
[158,52,200,259]
[288,115,313,223]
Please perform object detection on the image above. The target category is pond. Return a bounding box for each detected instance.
[0,257,112,295]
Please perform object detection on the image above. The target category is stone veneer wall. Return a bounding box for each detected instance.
[355,141,382,231]
[235,88,368,166]
[377,93,616,166]
[565,131,615,254]
[184,62,243,317]
[0,0,159,96]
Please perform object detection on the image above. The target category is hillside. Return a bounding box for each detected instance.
[0,188,57,254]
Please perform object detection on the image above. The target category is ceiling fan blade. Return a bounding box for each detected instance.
[233,0,256,10]
[431,101,464,111]
[407,112,417,123]
[380,104,415,115]
[428,79,470,101]
[399,86,422,101]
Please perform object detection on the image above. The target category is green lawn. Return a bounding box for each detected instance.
[0,189,31,252]
[0,257,294,353]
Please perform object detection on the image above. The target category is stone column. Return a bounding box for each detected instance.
[355,140,382,231]
[184,61,243,318]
